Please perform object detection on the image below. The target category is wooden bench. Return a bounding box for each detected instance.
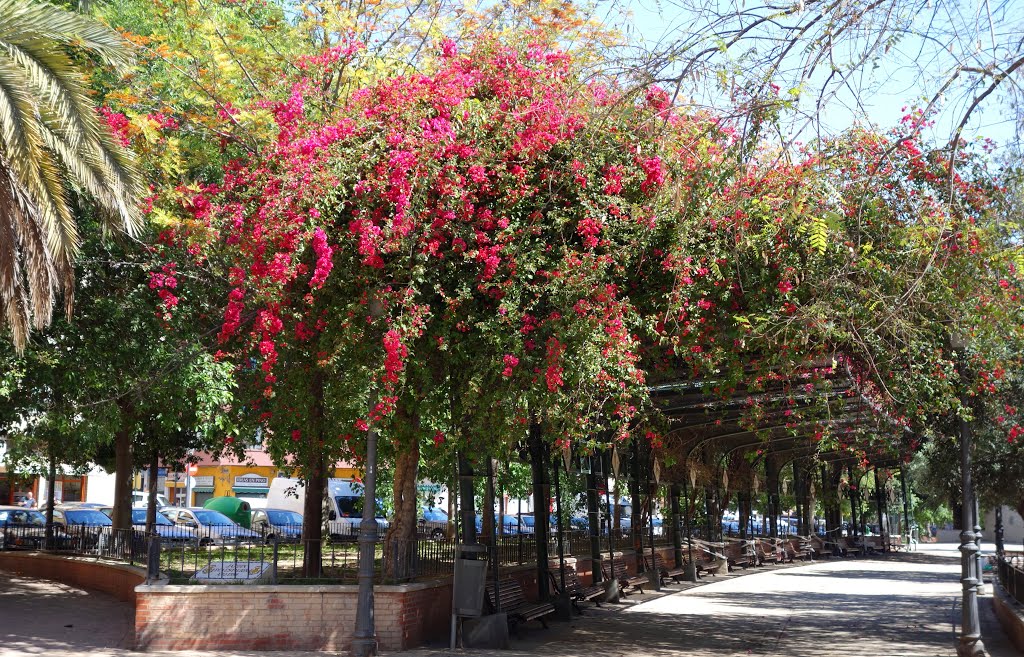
[485,579,555,630]
[692,539,728,575]
[755,538,784,565]
[548,565,604,612]
[725,539,757,570]
[840,537,863,557]
[602,559,648,596]
[645,552,687,584]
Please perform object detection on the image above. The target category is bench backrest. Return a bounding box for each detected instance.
[550,565,584,593]
[602,559,631,580]
[645,553,670,572]
[486,578,527,611]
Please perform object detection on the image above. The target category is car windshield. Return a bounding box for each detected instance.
[0,510,45,526]
[131,509,173,525]
[520,516,535,527]
[192,510,233,525]
[335,496,386,518]
[65,510,113,526]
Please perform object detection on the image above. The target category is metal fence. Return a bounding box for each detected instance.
[2,521,675,585]
[997,552,1024,605]
[0,523,150,566]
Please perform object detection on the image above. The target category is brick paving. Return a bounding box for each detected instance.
[0,543,1017,656]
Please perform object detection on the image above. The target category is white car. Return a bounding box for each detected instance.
[160,507,260,546]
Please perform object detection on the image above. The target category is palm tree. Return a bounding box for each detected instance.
[0,0,142,350]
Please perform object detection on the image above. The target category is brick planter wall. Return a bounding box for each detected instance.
[993,578,1024,653]
[0,551,145,603]
[134,579,452,652]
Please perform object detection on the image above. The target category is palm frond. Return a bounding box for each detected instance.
[0,0,142,348]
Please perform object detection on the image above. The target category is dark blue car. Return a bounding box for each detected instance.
[250,508,303,543]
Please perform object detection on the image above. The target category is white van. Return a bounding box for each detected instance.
[266,478,389,539]
[132,491,171,509]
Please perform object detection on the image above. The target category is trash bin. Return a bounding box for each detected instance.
[203,497,253,528]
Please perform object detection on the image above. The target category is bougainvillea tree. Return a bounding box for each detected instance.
[155,35,744,569]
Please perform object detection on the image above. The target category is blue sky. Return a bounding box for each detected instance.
[602,0,1020,153]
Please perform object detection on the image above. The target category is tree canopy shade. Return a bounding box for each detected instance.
[0,0,143,351]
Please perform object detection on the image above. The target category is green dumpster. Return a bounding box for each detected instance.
[203,496,253,528]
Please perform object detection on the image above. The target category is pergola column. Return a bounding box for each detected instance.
[766,456,780,538]
[586,453,603,582]
[671,484,683,568]
[528,423,551,601]
[630,440,644,570]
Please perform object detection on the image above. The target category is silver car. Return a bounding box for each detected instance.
[160,507,260,546]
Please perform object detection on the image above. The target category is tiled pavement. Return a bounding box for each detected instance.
[0,543,1016,657]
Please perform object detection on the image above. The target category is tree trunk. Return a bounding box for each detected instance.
[110,403,133,533]
[457,452,477,544]
[44,450,56,549]
[302,371,327,577]
[383,434,419,580]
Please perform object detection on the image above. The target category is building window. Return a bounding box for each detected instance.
[59,477,84,502]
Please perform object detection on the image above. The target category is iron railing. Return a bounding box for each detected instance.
[997,552,1024,605]
[2,521,683,585]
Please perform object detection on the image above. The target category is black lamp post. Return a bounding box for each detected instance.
[957,386,985,656]
[351,402,381,657]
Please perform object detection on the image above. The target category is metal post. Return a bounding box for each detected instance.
[528,423,551,600]
[875,469,886,552]
[271,535,279,585]
[682,472,696,581]
[957,397,985,657]
[553,453,566,596]
[485,456,500,610]
[646,444,657,590]
[995,506,1004,555]
[603,449,616,584]
[586,454,602,583]
[351,404,381,657]
[671,484,682,568]
[901,467,911,546]
[630,440,643,570]
[457,453,476,545]
[974,496,985,595]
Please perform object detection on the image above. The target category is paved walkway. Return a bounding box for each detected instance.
[0,543,1017,657]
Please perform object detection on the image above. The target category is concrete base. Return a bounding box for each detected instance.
[463,613,510,650]
[600,578,620,603]
[647,568,662,590]
[684,563,699,582]
[552,594,574,621]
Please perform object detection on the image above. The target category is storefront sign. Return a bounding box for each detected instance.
[193,476,214,488]
[233,473,269,488]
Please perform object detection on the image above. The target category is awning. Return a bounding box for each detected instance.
[192,487,214,493]
[232,487,269,494]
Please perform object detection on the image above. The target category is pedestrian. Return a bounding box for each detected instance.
[21,491,35,508]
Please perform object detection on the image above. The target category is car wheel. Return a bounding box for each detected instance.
[265,533,276,545]
[430,528,444,541]
[199,537,213,547]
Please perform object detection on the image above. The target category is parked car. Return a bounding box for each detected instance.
[417,508,449,540]
[49,505,114,550]
[250,508,303,543]
[0,506,70,550]
[474,514,521,535]
[160,507,261,546]
[99,507,198,548]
